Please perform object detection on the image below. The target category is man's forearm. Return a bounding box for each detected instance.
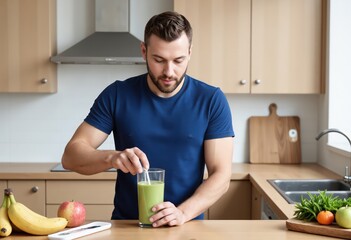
[177,170,231,222]
[62,140,115,175]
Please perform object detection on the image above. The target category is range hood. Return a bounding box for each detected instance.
[51,0,145,65]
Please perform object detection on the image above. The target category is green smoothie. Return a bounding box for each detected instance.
[138,181,164,226]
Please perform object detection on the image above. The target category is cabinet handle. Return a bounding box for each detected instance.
[239,79,247,85]
[40,78,48,84]
[254,79,261,85]
[31,186,39,193]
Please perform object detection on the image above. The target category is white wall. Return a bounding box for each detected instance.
[0,0,321,166]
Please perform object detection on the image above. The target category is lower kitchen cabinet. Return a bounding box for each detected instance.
[1,177,252,220]
[251,185,282,220]
[46,180,115,220]
[251,185,262,219]
[6,180,46,216]
[207,180,251,219]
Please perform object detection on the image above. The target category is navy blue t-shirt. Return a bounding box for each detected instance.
[84,73,234,220]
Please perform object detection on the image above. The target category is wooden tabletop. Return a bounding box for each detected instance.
[5,220,339,240]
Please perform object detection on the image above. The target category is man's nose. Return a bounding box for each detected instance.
[163,62,175,77]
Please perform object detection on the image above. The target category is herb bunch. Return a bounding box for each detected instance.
[293,191,351,221]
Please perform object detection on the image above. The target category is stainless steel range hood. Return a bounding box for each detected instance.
[51,0,145,65]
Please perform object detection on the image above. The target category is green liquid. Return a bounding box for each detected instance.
[138,181,164,226]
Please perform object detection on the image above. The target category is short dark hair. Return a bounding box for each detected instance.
[144,11,192,48]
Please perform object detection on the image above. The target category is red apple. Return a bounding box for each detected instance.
[57,200,86,227]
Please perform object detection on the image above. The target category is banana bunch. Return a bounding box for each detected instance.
[0,194,12,237]
[1,189,68,236]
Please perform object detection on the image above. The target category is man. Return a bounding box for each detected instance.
[62,11,234,227]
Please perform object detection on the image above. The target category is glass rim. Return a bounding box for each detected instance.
[145,168,164,173]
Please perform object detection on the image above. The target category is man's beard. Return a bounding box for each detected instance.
[146,61,187,94]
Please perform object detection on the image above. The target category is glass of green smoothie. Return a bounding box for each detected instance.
[137,168,165,227]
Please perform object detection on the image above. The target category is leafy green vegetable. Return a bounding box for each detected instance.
[293,191,349,221]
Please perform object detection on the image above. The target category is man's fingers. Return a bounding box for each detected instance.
[111,147,149,175]
[133,147,149,170]
[149,202,183,227]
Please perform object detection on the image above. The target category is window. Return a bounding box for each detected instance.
[328,0,351,154]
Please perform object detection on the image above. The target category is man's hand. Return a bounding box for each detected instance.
[110,147,149,175]
[149,202,186,227]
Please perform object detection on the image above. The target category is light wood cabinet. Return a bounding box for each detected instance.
[174,0,325,94]
[7,180,46,216]
[46,180,115,220]
[207,180,251,219]
[251,185,262,220]
[0,0,57,93]
[250,0,325,94]
[0,179,114,220]
[174,0,251,93]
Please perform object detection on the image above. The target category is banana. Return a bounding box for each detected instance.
[6,189,67,236]
[4,194,22,233]
[0,194,12,237]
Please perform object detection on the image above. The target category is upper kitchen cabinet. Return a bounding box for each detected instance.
[251,0,325,94]
[0,0,57,93]
[174,0,251,93]
[174,0,326,94]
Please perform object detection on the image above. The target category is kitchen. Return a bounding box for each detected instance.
[0,0,351,239]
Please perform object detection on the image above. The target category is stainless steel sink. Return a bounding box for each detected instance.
[269,179,350,191]
[268,179,351,204]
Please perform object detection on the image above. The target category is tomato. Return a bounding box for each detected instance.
[317,210,334,225]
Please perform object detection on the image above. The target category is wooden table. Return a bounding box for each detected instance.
[6,220,340,239]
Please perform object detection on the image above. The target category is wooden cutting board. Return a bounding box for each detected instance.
[249,103,301,164]
[286,218,351,239]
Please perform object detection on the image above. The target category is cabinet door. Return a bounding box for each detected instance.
[208,180,251,219]
[0,0,57,93]
[251,0,324,93]
[8,180,46,216]
[174,0,251,93]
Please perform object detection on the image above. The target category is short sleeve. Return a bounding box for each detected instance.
[84,82,117,134]
[205,89,235,140]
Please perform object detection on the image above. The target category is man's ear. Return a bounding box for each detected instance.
[188,44,192,60]
[141,42,147,60]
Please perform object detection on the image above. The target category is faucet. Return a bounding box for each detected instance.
[316,128,351,184]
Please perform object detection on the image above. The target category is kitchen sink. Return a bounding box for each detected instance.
[268,179,351,204]
[268,179,350,192]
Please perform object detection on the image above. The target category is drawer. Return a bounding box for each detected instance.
[46,180,115,204]
[8,180,46,216]
[46,204,114,221]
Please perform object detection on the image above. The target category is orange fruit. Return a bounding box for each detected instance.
[317,210,334,225]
